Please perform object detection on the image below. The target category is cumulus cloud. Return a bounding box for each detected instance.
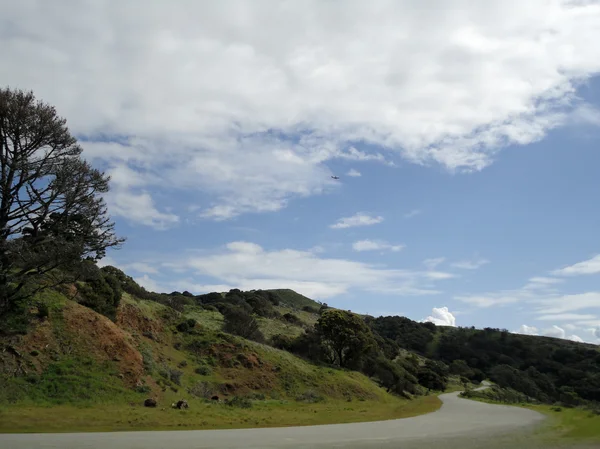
[3,1,600,223]
[451,258,490,270]
[330,213,384,229]
[167,241,454,299]
[543,325,566,339]
[552,254,600,276]
[514,324,585,343]
[107,190,180,230]
[514,325,539,336]
[423,307,457,327]
[352,239,405,252]
[346,169,362,177]
[134,274,163,293]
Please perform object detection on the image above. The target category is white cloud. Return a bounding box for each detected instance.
[352,239,405,252]
[552,254,600,276]
[126,262,159,275]
[451,258,490,270]
[169,241,454,300]
[346,169,362,177]
[107,190,179,230]
[514,324,587,344]
[330,213,384,229]
[543,325,566,339]
[4,1,600,221]
[423,307,457,327]
[528,276,563,285]
[570,104,600,126]
[423,258,445,270]
[135,274,163,293]
[514,324,539,336]
[533,292,600,314]
[536,313,597,321]
[404,209,422,219]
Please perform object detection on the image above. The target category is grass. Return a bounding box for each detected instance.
[460,392,600,444]
[0,395,441,433]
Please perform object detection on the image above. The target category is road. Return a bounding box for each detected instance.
[0,387,548,449]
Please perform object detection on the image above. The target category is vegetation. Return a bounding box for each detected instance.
[0,87,124,323]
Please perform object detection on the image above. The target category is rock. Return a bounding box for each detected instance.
[144,398,157,407]
[173,399,189,409]
[211,395,220,401]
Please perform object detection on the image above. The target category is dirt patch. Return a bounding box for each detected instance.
[116,302,165,342]
[62,302,144,386]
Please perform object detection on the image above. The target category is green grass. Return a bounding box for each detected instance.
[0,357,138,406]
[268,289,321,311]
[460,392,600,443]
[182,305,224,331]
[0,395,441,433]
[256,316,305,339]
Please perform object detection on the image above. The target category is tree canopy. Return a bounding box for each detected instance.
[0,87,124,314]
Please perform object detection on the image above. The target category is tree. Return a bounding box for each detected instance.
[0,87,124,314]
[223,306,264,342]
[315,309,376,368]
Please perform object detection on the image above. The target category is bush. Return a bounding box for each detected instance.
[176,321,190,333]
[195,365,211,376]
[135,385,151,394]
[169,369,184,385]
[282,313,302,325]
[296,390,325,403]
[188,381,213,399]
[223,307,264,342]
[302,306,319,314]
[36,302,49,319]
[178,360,188,368]
[227,396,253,408]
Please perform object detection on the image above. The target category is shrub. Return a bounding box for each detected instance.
[223,307,264,342]
[195,365,211,376]
[136,385,151,394]
[169,369,184,385]
[296,390,325,403]
[227,396,253,408]
[36,302,50,319]
[176,321,190,333]
[188,381,213,399]
[178,360,188,368]
[282,313,302,325]
[302,306,319,314]
[30,350,39,357]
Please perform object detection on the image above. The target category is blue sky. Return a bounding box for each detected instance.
[3,0,600,342]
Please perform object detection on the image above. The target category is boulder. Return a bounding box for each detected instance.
[144,398,157,407]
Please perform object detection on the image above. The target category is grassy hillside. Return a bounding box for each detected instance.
[0,287,441,433]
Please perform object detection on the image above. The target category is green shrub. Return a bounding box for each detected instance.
[135,385,151,394]
[227,396,253,408]
[169,369,184,385]
[296,390,325,403]
[176,321,190,333]
[195,365,211,376]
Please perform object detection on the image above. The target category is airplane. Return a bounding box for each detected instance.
[331,175,340,180]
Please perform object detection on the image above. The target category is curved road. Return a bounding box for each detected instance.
[0,388,546,449]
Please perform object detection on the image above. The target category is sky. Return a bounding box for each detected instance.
[2,0,600,343]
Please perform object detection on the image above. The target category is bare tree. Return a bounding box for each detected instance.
[0,87,124,313]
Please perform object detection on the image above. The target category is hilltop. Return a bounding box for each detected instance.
[1,262,599,433]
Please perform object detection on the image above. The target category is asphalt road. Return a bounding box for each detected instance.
[0,387,549,449]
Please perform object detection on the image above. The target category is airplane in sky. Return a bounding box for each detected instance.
[331,175,340,180]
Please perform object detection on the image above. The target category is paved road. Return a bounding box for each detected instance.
[0,388,547,449]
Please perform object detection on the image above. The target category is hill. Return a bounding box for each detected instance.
[0,271,442,433]
[1,263,599,434]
